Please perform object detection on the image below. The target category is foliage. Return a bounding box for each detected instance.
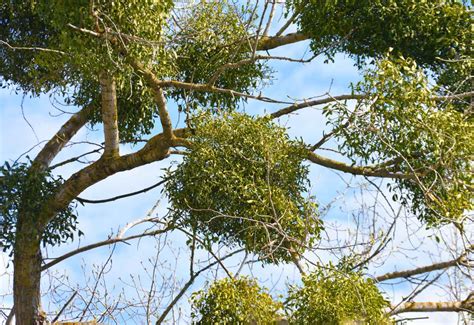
[435,55,472,112]
[0,0,174,141]
[0,161,81,252]
[326,54,473,225]
[285,268,391,325]
[190,276,282,324]
[290,0,471,68]
[166,112,321,262]
[169,1,271,111]
[0,1,271,140]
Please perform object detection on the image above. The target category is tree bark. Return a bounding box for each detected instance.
[13,215,44,325]
[391,297,473,314]
[376,254,470,282]
[99,71,119,158]
[33,105,93,170]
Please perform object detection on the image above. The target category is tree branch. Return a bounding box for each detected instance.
[376,251,471,282]
[257,32,309,51]
[391,294,473,315]
[307,151,413,179]
[39,128,188,226]
[76,178,167,204]
[49,148,103,170]
[127,61,174,139]
[155,249,245,324]
[33,105,93,170]
[208,54,315,86]
[0,40,66,55]
[271,94,364,118]
[271,91,474,119]
[42,219,172,271]
[158,80,291,104]
[99,71,120,158]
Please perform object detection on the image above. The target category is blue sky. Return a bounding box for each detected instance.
[0,8,468,324]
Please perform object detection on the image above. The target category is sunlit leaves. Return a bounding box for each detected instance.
[0,0,175,140]
[190,277,282,324]
[291,0,471,68]
[169,1,271,111]
[327,55,473,225]
[166,112,321,262]
[286,268,391,324]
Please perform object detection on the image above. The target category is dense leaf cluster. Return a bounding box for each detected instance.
[286,269,391,324]
[191,270,391,325]
[0,161,81,252]
[1,0,175,141]
[327,55,472,225]
[190,277,282,324]
[1,1,271,141]
[170,1,271,111]
[290,0,471,68]
[166,113,321,262]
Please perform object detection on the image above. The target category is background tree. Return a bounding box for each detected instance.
[0,0,472,324]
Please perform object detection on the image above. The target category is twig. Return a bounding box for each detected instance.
[76,179,167,204]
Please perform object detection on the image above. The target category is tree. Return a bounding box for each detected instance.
[0,0,472,324]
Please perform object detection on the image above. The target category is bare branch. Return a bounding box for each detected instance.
[158,80,291,104]
[42,220,172,271]
[275,9,300,37]
[271,94,364,118]
[51,290,78,323]
[76,179,167,204]
[0,40,66,55]
[262,1,277,37]
[155,249,245,324]
[271,91,473,118]
[376,251,471,282]
[49,148,103,170]
[391,294,473,314]
[209,54,314,86]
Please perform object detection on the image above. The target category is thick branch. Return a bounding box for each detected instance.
[99,71,120,157]
[434,91,474,101]
[391,295,473,315]
[33,105,93,169]
[127,61,174,139]
[307,151,413,179]
[39,128,188,226]
[257,32,309,51]
[376,255,470,282]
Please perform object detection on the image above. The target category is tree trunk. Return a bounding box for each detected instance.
[13,215,45,325]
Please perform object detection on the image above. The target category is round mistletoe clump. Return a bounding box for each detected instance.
[190,277,282,324]
[166,112,321,262]
[286,268,391,324]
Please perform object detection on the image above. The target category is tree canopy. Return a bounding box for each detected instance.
[0,0,472,324]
